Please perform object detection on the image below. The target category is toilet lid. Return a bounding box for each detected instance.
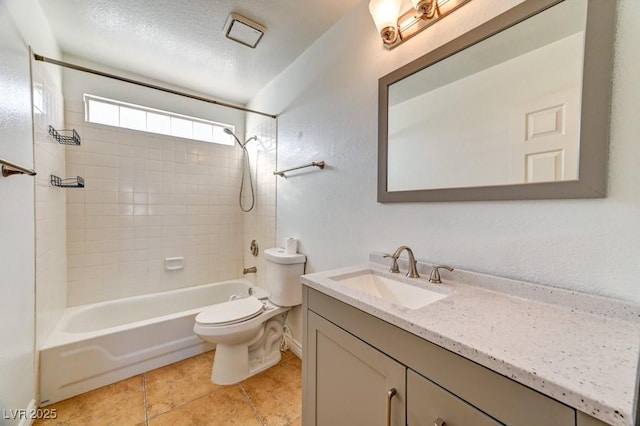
[196,296,265,326]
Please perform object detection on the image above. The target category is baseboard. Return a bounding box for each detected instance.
[286,335,302,359]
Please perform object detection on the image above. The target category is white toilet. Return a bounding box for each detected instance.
[193,248,306,385]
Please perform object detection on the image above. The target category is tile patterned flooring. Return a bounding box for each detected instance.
[35,350,302,426]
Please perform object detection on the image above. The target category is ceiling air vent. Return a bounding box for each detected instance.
[224,13,266,49]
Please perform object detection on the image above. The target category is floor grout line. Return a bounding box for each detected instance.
[239,384,266,426]
[145,386,228,423]
[286,415,302,426]
[142,373,149,426]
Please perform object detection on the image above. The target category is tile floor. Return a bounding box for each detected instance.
[35,350,302,426]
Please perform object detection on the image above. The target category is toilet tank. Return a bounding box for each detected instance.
[264,248,306,307]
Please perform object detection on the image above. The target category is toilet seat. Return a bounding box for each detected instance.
[196,296,265,326]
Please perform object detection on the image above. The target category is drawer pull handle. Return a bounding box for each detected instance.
[386,388,397,426]
[434,419,446,426]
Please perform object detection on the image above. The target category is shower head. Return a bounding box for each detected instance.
[224,127,243,147]
[224,128,256,148]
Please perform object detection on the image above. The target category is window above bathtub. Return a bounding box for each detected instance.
[84,94,235,146]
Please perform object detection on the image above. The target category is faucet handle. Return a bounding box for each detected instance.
[383,254,400,273]
[429,265,454,284]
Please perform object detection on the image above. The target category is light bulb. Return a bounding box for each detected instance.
[369,0,403,41]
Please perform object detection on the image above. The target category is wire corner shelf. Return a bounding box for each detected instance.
[49,125,81,146]
[50,175,84,188]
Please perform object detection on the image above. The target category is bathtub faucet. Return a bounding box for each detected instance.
[243,266,257,274]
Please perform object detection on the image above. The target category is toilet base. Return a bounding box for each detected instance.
[211,314,286,385]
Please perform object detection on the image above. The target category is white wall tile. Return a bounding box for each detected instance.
[65,111,249,305]
[33,60,67,349]
[241,117,277,289]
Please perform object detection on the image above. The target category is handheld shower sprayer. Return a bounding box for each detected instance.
[224,127,242,147]
[224,128,256,212]
[224,127,256,148]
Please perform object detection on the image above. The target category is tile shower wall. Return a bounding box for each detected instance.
[33,59,67,345]
[64,100,245,306]
[243,117,277,289]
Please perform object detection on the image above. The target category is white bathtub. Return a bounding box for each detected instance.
[40,279,265,406]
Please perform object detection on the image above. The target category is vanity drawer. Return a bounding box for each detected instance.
[408,369,502,426]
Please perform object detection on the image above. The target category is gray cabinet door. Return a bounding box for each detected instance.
[306,311,406,426]
[407,369,503,426]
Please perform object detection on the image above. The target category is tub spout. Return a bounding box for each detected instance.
[243,267,257,274]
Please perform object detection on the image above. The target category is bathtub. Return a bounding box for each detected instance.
[40,279,266,406]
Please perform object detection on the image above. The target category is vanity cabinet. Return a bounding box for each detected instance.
[307,312,405,426]
[302,286,603,426]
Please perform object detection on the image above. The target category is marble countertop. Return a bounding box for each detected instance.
[301,254,640,426]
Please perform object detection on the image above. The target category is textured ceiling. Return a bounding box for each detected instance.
[38,0,361,104]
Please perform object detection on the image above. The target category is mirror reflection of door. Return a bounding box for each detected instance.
[507,32,583,184]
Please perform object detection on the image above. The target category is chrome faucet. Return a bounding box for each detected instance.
[243,266,257,274]
[384,246,420,278]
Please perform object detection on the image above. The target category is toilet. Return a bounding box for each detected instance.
[193,248,306,385]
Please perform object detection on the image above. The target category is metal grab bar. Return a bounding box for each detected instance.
[274,161,325,177]
[1,157,37,177]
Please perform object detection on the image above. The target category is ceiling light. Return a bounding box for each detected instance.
[224,13,267,49]
[369,0,472,49]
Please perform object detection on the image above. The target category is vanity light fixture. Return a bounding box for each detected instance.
[369,0,472,49]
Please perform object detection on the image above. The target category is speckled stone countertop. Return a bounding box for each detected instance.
[301,254,640,426]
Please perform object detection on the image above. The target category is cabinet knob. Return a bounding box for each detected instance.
[434,419,446,426]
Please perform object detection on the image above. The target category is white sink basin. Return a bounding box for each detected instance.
[333,271,448,310]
